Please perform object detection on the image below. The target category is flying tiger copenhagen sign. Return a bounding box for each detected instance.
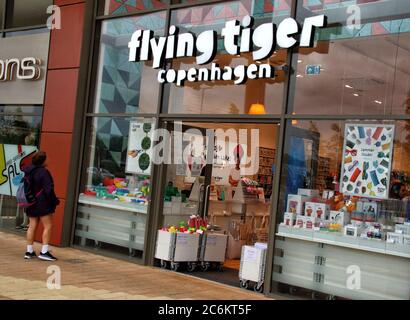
[128,15,327,86]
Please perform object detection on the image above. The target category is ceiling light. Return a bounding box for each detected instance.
[296,74,303,78]
[374,100,383,105]
[297,60,303,63]
[345,84,353,89]
[249,103,266,115]
[353,93,359,97]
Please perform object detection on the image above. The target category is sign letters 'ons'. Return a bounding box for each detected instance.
[128,15,327,86]
[0,57,42,81]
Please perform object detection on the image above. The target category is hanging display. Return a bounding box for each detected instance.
[126,119,156,175]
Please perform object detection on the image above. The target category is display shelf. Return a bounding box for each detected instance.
[277,224,410,259]
[78,194,148,214]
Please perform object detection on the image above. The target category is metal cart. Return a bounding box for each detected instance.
[239,245,267,293]
[198,233,228,271]
[155,230,201,272]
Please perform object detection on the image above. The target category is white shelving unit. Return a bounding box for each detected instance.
[274,224,410,300]
[75,195,148,254]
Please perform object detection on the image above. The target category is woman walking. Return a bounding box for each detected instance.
[23,151,60,261]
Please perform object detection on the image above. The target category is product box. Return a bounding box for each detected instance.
[297,188,319,198]
[362,201,379,215]
[305,202,329,220]
[395,223,410,235]
[314,203,330,220]
[283,212,296,227]
[387,232,404,244]
[304,202,316,217]
[344,224,361,237]
[322,190,335,200]
[304,216,317,229]
[295,215,305,228]
[286,194,310,215]
[330,211,348,226]
[403,235,410,245]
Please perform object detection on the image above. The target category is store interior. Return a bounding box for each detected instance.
[159,122,278,288]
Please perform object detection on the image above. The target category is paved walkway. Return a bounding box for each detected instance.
[0,231,269,300]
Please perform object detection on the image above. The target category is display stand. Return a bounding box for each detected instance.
[274,225,410,300]
[75,195,147,255]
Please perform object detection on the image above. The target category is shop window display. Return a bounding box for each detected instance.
[0,106,42,232]
[92,12,166,114]
[74,117,155,258]
[164,0,292,115]
[273,120,410,300]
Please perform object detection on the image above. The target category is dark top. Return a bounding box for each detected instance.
[23,165,59,217]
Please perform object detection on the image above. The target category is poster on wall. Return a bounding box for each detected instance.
[0,144,38,196]
[126,119,156,175]
[340,124,395,199]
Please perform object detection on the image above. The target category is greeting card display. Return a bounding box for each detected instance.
[340,124,394,199]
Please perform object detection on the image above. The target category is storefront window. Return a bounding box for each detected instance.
[272,119,410,300]
[98,0,169,16]
[290,0,410,115]
[0,0,4,29]
[0,106,42,232]
[164,0,292,115]
[74,117,156,258]
[92,12,166,114]
[156,121,278,284]
[5,0,52,29]
[5,27,49,37]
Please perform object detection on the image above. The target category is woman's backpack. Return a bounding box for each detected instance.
[16,168,42,208]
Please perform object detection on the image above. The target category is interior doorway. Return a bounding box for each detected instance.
[155,121,279,291]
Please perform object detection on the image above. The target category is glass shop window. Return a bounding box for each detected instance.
[5,0,53,29]
[98,0,169,16]
[290,0,410,115]
[0,0,4,29]
[272,119,410,300]
[164,0,293,115]
[92,12,166,114]
[0,105,42,232]
[74,117,155,258]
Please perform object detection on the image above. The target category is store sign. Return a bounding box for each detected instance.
[128,15,327,86]
[0,32,50,104]
[340,124,395,199]
[0,57,42,81]
[0,144,38,196]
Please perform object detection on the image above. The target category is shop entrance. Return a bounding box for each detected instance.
[155,121,279,291]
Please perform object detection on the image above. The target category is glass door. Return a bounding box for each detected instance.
[157,121,279,290]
